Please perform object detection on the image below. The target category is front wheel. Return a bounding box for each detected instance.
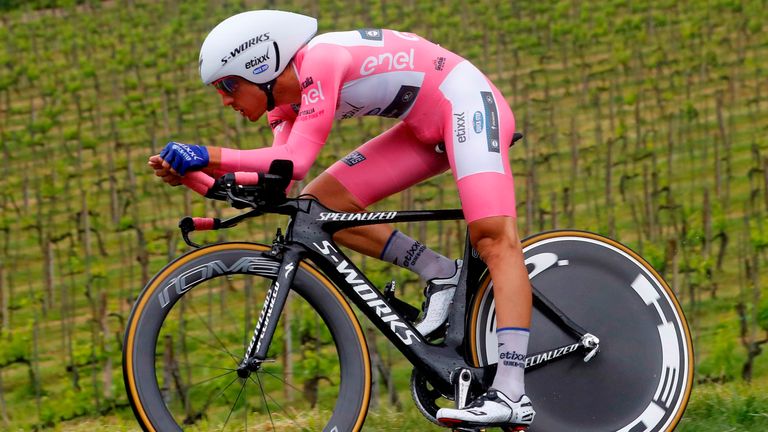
[123,243,371,431]
[470,231,693,432]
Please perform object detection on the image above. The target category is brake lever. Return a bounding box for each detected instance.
[178,208,262,248]
[179,217,203,248]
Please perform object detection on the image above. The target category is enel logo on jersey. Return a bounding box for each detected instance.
[301,81,325,105]
[360,49,415,76]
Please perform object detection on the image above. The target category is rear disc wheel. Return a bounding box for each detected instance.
[471,231,693,431]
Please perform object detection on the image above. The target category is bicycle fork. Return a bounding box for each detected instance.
[237,244,300,376]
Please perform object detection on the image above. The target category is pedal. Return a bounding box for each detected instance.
[384,280,420,322]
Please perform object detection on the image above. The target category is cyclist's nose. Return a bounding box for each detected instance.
[220,93,234,106]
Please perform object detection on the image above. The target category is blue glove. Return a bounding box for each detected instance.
[160,142,209,176]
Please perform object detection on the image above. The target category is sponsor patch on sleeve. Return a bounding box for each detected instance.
[342,151,366,167]
[357,28,383,41]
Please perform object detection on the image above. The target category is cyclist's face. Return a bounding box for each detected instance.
[216,77,267,122]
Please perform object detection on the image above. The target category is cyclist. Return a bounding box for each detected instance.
[149,10,535,428]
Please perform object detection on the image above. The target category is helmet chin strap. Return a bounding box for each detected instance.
[256,78,278,111]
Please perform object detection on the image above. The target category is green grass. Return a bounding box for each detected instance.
[46,378,768,431]
[678,379,768,431]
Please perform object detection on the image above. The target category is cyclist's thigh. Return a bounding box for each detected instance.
[302,171,367,211]
[439,61,517,223]
[325,122,449,207]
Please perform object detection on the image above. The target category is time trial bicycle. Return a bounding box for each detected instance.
[123,135,693,431]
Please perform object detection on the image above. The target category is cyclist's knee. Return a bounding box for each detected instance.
[468,216,522,263]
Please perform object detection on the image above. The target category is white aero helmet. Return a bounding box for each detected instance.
[199,10,317,86]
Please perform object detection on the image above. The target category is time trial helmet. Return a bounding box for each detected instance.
[199,10,317,86]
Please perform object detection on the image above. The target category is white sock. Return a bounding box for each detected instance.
[380,230,455,280]
[491,327,529,401]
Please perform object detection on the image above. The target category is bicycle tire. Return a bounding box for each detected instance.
[469,230,693,432]
[123,243,371,431]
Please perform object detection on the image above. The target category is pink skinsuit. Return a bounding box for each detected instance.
[219,29,517,222]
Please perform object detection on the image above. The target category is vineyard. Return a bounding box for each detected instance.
[0,0,767,430]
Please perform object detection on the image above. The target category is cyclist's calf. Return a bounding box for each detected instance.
[469,216,531,329]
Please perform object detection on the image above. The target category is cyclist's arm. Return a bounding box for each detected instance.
[208,45,350,180]
[267,105,296,146]
[204,107,295,178]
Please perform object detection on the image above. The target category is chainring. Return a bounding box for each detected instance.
[410,368,451,426]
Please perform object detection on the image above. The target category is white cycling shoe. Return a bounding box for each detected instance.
[414,260,462,336]
[437,389,536,428]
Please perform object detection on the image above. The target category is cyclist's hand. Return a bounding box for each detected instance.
[159,141,209,176]
[148,154,183,186]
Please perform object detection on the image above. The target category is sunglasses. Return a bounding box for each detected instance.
[213,77,239,95]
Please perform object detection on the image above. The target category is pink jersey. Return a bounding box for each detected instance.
[220,29,465,178]
[219,29,518,222]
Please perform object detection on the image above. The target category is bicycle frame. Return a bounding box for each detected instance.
[188,197,599,398]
